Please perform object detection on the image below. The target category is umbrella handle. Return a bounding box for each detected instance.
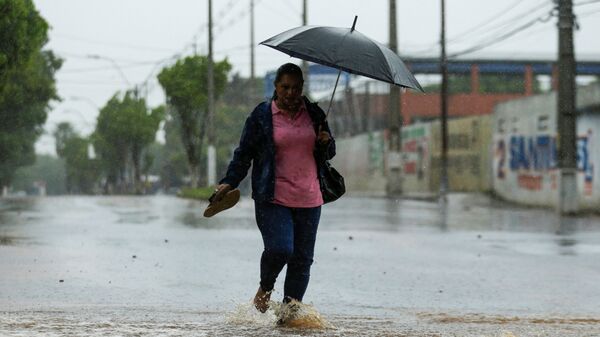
[325,69,342,121]
[322,16,356,134]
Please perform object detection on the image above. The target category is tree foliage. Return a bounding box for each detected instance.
[224,73,264,106]
[157,55,231,187]
[12,154,66,195]
[213,103,250,176]
[0,0,60,188]
[52,122,99,194]
[53,122,77,158]
[153,115,189,190]
[94,91,163,193]
[62,135,98,194]
[0,0,48,78]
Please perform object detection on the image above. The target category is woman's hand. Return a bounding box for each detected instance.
[317,131,331,145]
[210,183,232,203]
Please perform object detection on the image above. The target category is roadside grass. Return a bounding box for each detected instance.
[178,186,214,201]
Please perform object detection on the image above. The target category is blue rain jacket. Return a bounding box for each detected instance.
[219,97,336,202]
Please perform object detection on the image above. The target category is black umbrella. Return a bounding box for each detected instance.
[260,16,423,117]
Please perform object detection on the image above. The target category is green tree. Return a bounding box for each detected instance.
[0,0,59,190]
[53,122,77,157]
[94,91,163,193]
[130,104,164,189]
[0,0,48,79]
[157,55,231,187]
[153,116,188,191]
[53,122,99,194]
[12,154,66,195]
[62,136,98,194]
[0,50,61,188]
[214,103,249,178]
[225,73,264,106]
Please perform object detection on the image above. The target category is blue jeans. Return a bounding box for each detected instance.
[254,201,321,302]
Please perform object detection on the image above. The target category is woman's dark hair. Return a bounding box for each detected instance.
[272,63,304,99]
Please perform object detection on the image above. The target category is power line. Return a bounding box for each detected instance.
[575,0,600,6]
[411,0,553,56]
[281,0,301,16]
[492,18,556,44]
[446,0,533,44]
[449,0,552,45]
[260,1,299,24]
[451,0,600,58]
[136,1,247,97]
[191,1,251,51]
[410,0,599,58]
[137,26,208,96]
[137,0,266,97]
[54,51,153,64]
[59,60,165,74]
[53,33,175,53]
[215,0,241,24]
[215,44,251,55]
[214,0,264,38]
[59,81,127,86]
[449,9,556,58]
[578,7,600,17]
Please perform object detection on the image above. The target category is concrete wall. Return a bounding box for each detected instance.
[410,116,491,192]
[400,123,433,193]
[576,114,600,209]
[492,83,600,210]
[429,115,493,192]
[333,131,387,195]
[336,115,493,195]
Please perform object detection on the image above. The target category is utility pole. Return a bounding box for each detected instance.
[387,0,403,196]
[207,0,216,187]
[302,0,309,94]
[439,0,449,200]
[556,0,578,214]
[250,0,255,82]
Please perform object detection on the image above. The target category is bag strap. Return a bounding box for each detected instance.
[303,96,326,135]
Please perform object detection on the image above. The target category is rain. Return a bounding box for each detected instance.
[2,1,600,336]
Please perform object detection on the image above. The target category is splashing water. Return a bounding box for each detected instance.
[226,301,278,326]
[274,299,334,329]
[226,299,333,330]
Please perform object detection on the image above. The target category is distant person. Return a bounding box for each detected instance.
[212,63,335,320]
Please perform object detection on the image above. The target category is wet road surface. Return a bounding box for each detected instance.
[1,194,599,336]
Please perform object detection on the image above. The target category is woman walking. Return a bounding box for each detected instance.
[212,63,335,316]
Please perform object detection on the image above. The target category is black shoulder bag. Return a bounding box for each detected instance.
[306,97,345,203]
[319,158,345,203]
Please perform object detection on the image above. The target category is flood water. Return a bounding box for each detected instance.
[1,194,600,336]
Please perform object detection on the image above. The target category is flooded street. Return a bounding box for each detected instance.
[1,194,600,336]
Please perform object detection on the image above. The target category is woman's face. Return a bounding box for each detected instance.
[275,74,303,110]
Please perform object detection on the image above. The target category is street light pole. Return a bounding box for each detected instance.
[556,0,578,214]
[65,97,98,160]
[387,0,403,196]
[250,0,255,82]
[250,0,256,102]
[302,0,309,95]
[61,108,93,130]
[68,96,99,134]
[69,96,99,110]
[207,0,217,187]
[439,0,449,200]
[67,116,98,159]
[86,54,131,87]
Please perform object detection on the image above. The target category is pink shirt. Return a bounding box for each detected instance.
[271,100,323,208]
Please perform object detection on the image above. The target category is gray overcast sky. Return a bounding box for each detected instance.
[33,0,600,155]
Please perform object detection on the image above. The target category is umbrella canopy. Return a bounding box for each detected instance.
[260,19,423,92]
